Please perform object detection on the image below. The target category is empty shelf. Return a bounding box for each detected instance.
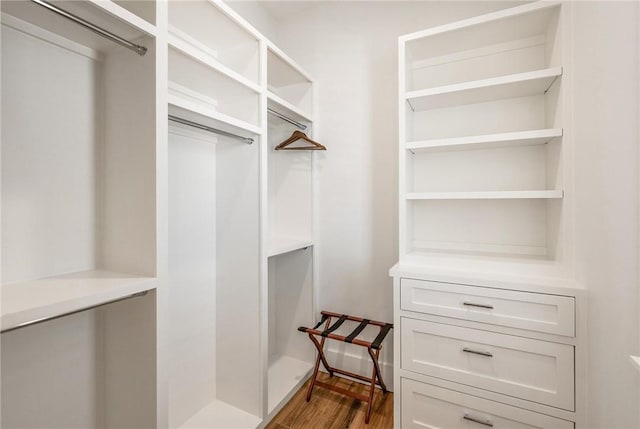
[1,270,157,332]
[268,237,314,257]
[178,399,262,429]
[406,67,562,111]
[407,128,563,153]
[406,190,564,200]
[168,29,260,93]
[268,356,313,413]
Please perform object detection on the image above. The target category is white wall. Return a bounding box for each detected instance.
[572,2,640,428]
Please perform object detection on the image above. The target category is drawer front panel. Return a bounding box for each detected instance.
[401,378,574,429]
[401,318,574,410]
[400,278,575,336]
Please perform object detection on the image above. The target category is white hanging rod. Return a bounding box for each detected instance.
[268,108,308,130]
[169,115,254,144]
[0,291,149,334]
[30,0,148,56]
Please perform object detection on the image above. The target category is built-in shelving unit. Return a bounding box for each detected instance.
[394,5,584,428]
[166,2,264,428]
[266,43,316,418]
[1,1,318,428]
[400,0,570,273]
[1,1,160,427]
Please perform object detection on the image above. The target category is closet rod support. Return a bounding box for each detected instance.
[0,291,149,334]
[168,115,254,144]
[30,0,148,56]
[267,108,308,130]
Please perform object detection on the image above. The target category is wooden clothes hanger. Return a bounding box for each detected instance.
[275,130,327,151]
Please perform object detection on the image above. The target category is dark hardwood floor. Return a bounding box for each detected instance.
[265,373,393,429]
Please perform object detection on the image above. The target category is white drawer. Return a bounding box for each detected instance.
[401,318,574,410]
[401,378,574,429]
[400,278,575,337]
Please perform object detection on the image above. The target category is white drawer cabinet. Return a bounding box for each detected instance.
[401,318,575,410]
[401,279,575,337]
[391,266,584,428]
[401,378,574,429]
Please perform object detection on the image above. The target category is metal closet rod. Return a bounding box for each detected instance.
[169,115,254,144]
[268,108,308,131]
[0,291,149,334]
[30,0,148,56]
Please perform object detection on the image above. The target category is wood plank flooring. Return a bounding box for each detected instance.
[266,373,393,429]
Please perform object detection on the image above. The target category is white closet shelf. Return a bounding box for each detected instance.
[267,91,313,123]
[268,237,314,257]
[87,0,156,36]
[168,94,262,136]
[406,190,564,200]
[268,356,314,414]
[1,270,157,333]
[401,1,560,43]
[406,67,562,111]
[178,399,262,429]
[168,30,261,94]
[407,128,563,153]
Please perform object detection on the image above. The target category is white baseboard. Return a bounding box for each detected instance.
[319,344,394,392]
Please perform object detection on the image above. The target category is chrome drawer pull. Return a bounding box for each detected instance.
[462,347,493,357]
[463,414,494,427]
[462,301,494,309]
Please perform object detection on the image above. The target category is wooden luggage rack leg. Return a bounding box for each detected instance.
[298,311,394,424]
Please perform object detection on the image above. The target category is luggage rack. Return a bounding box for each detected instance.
[298,311,393,424]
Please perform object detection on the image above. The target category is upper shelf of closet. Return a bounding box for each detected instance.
[268,45,313,117]
[406,67,561,111]
[403,1,562,111]
[2,0,156,54]
[168,0,260,87]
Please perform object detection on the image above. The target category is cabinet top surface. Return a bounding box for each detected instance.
[389,263,584,296]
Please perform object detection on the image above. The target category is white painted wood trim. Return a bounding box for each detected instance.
[406,190,564,200]
[399,1,561,43]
